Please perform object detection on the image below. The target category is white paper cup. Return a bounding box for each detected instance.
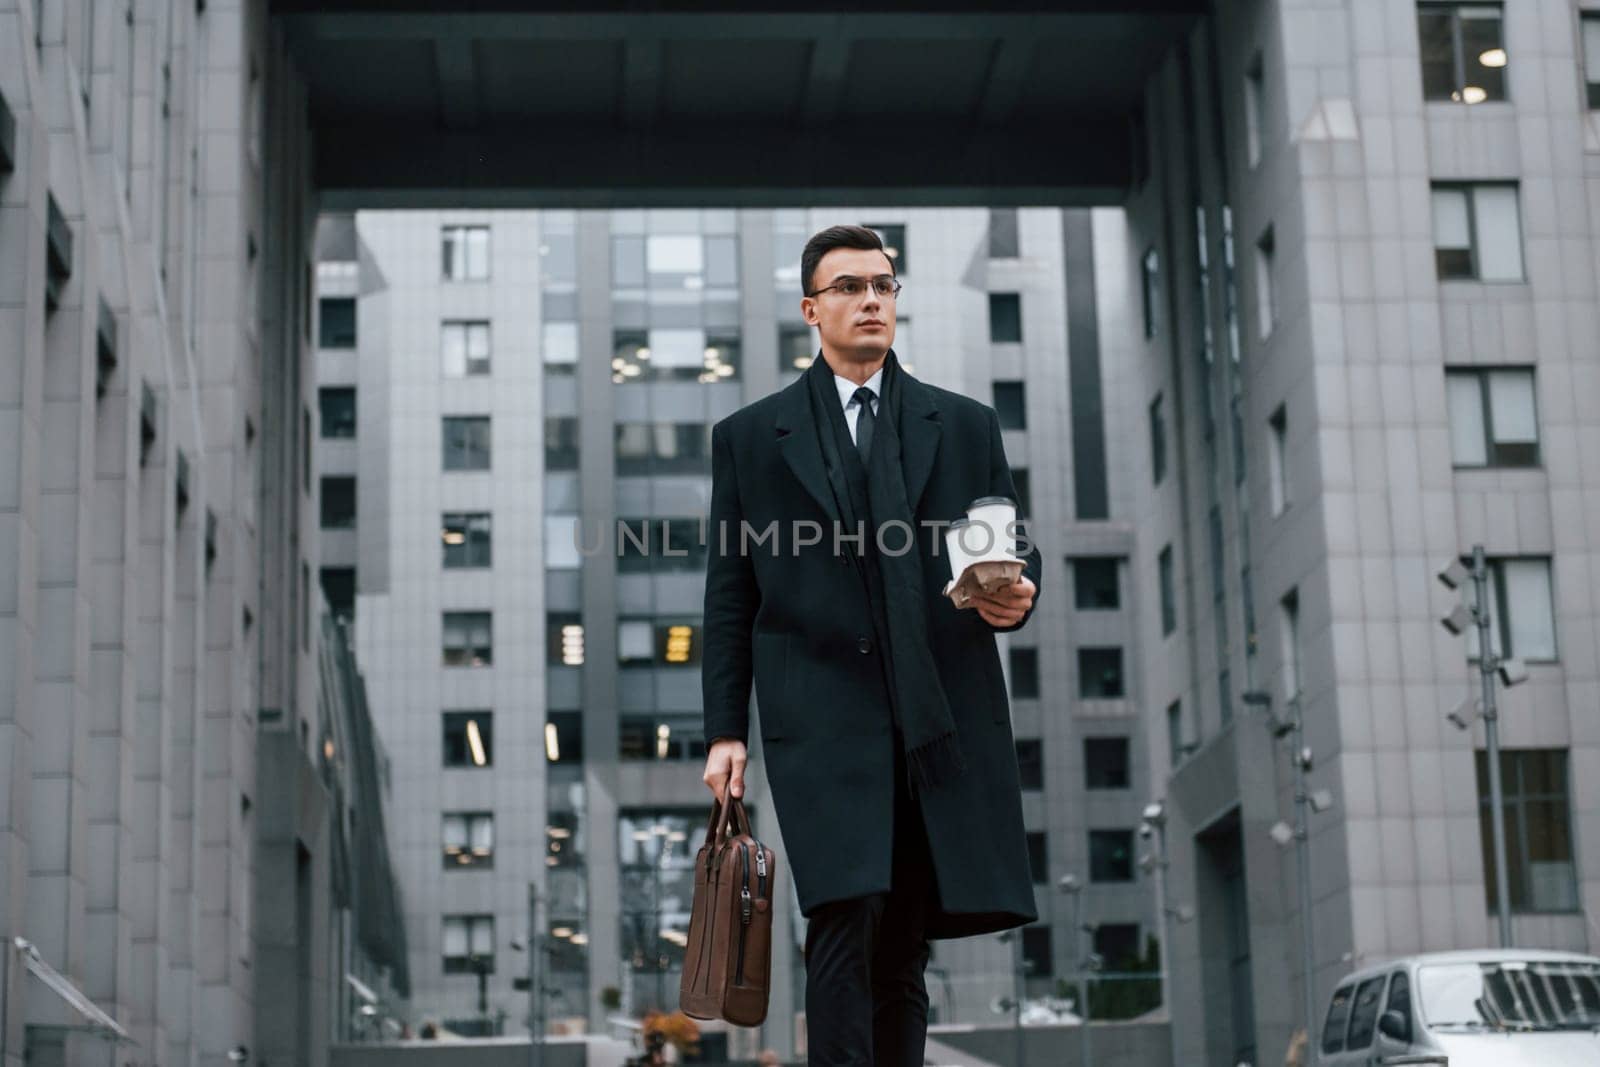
[944,518,980,587]
[963,496,1018,561]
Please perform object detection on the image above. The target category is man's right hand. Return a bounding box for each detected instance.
[702,738,748,805]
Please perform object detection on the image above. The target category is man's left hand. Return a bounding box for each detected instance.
[972,576,1036,629]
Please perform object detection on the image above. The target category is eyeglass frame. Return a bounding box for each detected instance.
[806,274,903,300]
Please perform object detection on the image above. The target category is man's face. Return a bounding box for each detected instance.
[800,247,896,365]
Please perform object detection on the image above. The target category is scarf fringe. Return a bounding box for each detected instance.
[907,733,968,792]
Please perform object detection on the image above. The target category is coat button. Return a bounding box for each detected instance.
[857,636,872,654]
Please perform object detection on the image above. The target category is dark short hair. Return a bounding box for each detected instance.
[800,224,893,296]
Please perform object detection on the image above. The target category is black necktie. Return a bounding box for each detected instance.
[852,386,876,464]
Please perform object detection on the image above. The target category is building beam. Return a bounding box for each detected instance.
[313,119,1135,209]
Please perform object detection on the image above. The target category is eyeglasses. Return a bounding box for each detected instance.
[808,275,902,300]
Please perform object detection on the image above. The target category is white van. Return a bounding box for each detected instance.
[1320,949,1600,1066]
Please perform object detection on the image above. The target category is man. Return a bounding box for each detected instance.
[700,225,1041,1066]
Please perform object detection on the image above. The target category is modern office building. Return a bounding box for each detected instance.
[314,207,1162,1048]
[9,2,1600,1066]
[0,3,405,1066]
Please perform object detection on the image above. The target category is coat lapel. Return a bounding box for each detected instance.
[896,366,943,513]
[774,375,842,524]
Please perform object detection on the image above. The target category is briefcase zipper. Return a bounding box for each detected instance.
[735,844,752,986]
[756,843,767,900]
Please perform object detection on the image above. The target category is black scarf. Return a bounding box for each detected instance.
[806,350,966,792]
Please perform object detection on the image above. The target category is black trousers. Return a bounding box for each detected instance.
[802,743,938,1067]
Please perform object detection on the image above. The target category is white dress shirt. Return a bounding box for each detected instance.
[833,365,885,446]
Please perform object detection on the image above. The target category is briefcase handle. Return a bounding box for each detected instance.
[700,793,753,857]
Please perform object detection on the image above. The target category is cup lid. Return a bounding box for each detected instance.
[946,516,973,529]
[966,495,1016,510]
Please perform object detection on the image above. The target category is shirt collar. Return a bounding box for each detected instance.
[833,364,885,411]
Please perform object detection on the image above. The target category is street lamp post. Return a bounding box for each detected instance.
[996,930,1026,1067]
[528,883,544,1067]
[1138,803,1171,1014]
[1438,548,1523,948]
[1245,688,1333,1067]
[1057,875,1092,1067]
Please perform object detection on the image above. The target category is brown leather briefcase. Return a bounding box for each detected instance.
[678,795,776,1027]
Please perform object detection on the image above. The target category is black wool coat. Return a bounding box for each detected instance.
[701,362,1043,939]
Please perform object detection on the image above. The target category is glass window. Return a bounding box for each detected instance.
[1446,367,1538,467]
[992,381,1026,430]
[442,611,492,667]
[442,320,491,377]
[646,234,703,281]
[1465,557,1556,661]
[1346,975,1388,1049]
[320,567,355,624]
[442,416,491,471]
[989,209,1019,259]
[441,512,492,569]
[1149,393,1167,484]
[1280,589,1301,701]
[546,417,580,472]
[318,297,356,348]
[1078,647,1125,699]
[548,614,584,666]
[865,223,907,275]
[778,323,816,373]
[989,292,1022,343]
[1268,405,1289,513]
[1167,700,1186,767]
[443,812,494,869]
[1255,226,1276,340]
[1011,468,1031,516]
[614,422,711,476]
[1432,183,1524,281]
[441,914,495,973]
[443,711,492,768]
[619,715,707,763]
[616,518,708,575]
[1085,737,1130,790]
[1073,557,1120,610]
[1244,53,1265,167]
[543,321,579,370]
[1418,958,1600,1030]
[619,810,704,981]
[1322,985,1354,1053]
[318,387,356,438]
[1384,971,1413,1044]
[442,225,490,281]
[545,515,582,570]
[319,475,356,529]
[1158,546,1177,635]
[1477,749,1578,914]
[1141,248,1160,338]
[1089,830,1135,882]
[1417,4,1507,103]
[545,711,583,765]
[1094,924,1142,971]
[1021,926,1053,981]
[1585,16,1600,109]
[1015,739,1043,791]
[618,619,703,668]
[1009,647,1039,699]
[1026,832,1048,884]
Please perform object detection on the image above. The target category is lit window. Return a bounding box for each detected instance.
[442,914,495,973]
[442,612,492,667]
[1418,3,1507,103]
[442,812,494,869]
[443,711,493,768]
[441,512,492,569]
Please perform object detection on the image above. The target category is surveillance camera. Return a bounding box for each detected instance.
[1142,801,1166,824]
[1138,852,1157,873]
[1138,823,1154,840]
[227,1048,249,1064]
[1446,697,1480,731]
[1497,658,1529,687]
[1167,904,1196,924]
[1441,603,1474,636]
[1298,746,1314,771]
[1269,821,1295,848]
[1437,559,1469,590]
[1057,874,1080,893]
[1309,789,1335,814]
